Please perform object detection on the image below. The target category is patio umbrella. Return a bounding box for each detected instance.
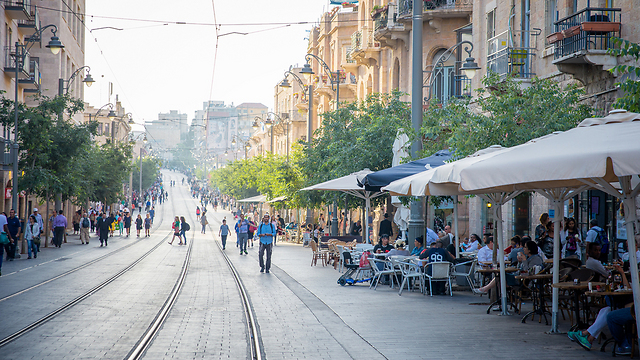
[358,149,452,192]
[383,145,517,314]
[301,169,386,243]
[237,194,267,203]
[459,109,640,334]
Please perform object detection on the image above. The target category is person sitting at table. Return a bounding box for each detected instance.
[420,240,455,295]
[567,264,630,351]
[585,242,612,279]
[373,234,394,254]
[516,240,544,272]
[606,305,635,355]
[411,236,424,256]
[464,234,481,252]
[476,236,494,265]
[387,239,410,256]
[506,236,523,264]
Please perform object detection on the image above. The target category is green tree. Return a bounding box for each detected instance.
[608,37,640,112]
[77,141,133,205]
[132,156,162,191]
[421,74,592,158]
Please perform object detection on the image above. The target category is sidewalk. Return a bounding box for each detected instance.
[213,209,616,359]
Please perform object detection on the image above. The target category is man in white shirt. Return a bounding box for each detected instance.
[477,236,494,265]
[444,225,454,244]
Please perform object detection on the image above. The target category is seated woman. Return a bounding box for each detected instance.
[386,239,410,256]
[473,240,541,295]
[464,234,481,252]
[373,234,394,254]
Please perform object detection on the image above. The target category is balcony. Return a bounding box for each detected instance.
[398,0,472,20]
[4,0,32,21]
[17,5,39,37]
[373,4,408,47]
[4,47,31,78]
[486,30,536,80]
[551,7,620,74]
[348,27,380,65]
[19,57,40,93]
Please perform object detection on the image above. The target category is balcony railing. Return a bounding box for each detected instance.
[4,46,31,78]
[19,57,40,92]
[351,30,362,53]
[17,5,39,36]
[552,7,621,60]
[3,0,32,21]
[374,13,388,32]
[487,30,536,79]
[399,0,472,16]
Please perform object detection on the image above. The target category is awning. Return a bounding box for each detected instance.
[236,195,267,203]
[267,196,287,203]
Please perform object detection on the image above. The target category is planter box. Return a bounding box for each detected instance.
[561,25,582,39]
[546,32,564,44]
[581,21,621,33]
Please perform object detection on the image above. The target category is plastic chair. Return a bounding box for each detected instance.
[398,261,424,296]
[450,259,478,291]
[356,243,374,252]
[309,240,328,266]
[368,258,398,290]
[425,261,452,296]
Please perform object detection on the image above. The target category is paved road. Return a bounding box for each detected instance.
[0,170,622,359]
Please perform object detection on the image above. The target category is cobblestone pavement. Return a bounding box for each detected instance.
[0,170,624,359]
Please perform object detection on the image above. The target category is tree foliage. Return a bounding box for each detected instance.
[608,37,640,112]
[77,141,133,205]
[421,74,592,158]
[132,156,162,191]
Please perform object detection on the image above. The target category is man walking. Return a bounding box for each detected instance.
[33,208,44,237]
[257,214,276,273]
[235,214,249,255]
[80,213,91,245]
[52,210,67,248]
[7,209,21,259]
[219,219,229,250]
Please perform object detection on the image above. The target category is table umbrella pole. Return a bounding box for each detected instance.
[365,196,370,244]
[620,177,640,345]
[454,195,459,258]
[494,197,509,316]
[550,198,562,333]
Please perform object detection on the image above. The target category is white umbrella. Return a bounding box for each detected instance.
[459,109,640,334]
[237,194,267,203]
[391,131,411,235]
[301,169,386,243]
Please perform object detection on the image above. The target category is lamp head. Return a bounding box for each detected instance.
[252,121,259,131]
[143,134,148,144]
[46,35,64,55]
[107,110,117,121]
[83,72,95,87]
[300,62,314,82]
[224,150,228,156]
[461,57,480,79]
[279,77,291,88]
[231,138,237,146]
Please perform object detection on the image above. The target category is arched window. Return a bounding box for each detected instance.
[431,48,455,104]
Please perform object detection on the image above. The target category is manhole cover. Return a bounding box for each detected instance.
[55,258,70,261]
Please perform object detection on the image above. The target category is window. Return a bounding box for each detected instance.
[545,0,558,36]
[431,49,456,104]
[486,9,496,40]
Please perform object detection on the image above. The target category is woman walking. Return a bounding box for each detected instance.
[135,214,143,237]
[25,215,40,259]
[168,216,181,245]
[200,212,207,234]
[144,213,152,237]
[196,206,201,221]
[179,216,189,245]
[124,211,132,237]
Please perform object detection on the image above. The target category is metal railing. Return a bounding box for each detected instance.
[4,46,30,76]
[553,7,621,60]
[487,30,536,79]
[374,13,388,32]
[17,5,39,32]
[351,30,362,53]
[3,0,31,10]
[399,0,472,16]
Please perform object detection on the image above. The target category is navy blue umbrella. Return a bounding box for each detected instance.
[358,150,452,192]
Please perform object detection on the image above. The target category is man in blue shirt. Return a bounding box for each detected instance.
[218,219,230,250]
[235,214,249,255]
[257,214,276,273]
[149,207,155,224]
[411,236,424,256]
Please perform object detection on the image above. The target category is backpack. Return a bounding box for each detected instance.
[82,218,90,228]
[183,222,190,231]
[594,228,609,255]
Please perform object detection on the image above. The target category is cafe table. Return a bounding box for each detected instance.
[551,281,604,331]
[516,273,553,324]
[476,267,518,314]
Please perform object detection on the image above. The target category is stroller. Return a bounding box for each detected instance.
[337,251,372,286]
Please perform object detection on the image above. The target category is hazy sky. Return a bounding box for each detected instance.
[84,0,332,127]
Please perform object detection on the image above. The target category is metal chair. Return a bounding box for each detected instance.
[398,261,424,296]
[450,259,478,291]
[368,258,399,290]
[425,261,452,296]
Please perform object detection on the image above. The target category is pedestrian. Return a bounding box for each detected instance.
[169,216,181,245]
[200,212,207,234]
[196,206,201,221]
[0,212,9,276]
[219,219,229,250]
[149,207,155,224]
[72,210,81,235]
[180,216,190,245]
[235,214,249,255]
[33,208,44,238]
[98,213,110,246]
[25,215,41,259]
[135,214,143,237]
[48,210,56,245]
[89,210,96,232]
[107,213,116,237]
[7,209,21,259]
[118,212,124,236]
[124,211,131,237]
[80,212,91,245]
[257,214,276,273]
[52,210,67,248]
[144,213,152,237]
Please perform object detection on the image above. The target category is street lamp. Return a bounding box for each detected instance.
[59,65,95,96]
[11,25,64,212]
[112,112,133,143]
[426,40,480,102]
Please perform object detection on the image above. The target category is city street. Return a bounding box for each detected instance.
[0,171,618,359]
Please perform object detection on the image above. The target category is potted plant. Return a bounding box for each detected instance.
[342,1,356,8]
[370,5,388,19]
